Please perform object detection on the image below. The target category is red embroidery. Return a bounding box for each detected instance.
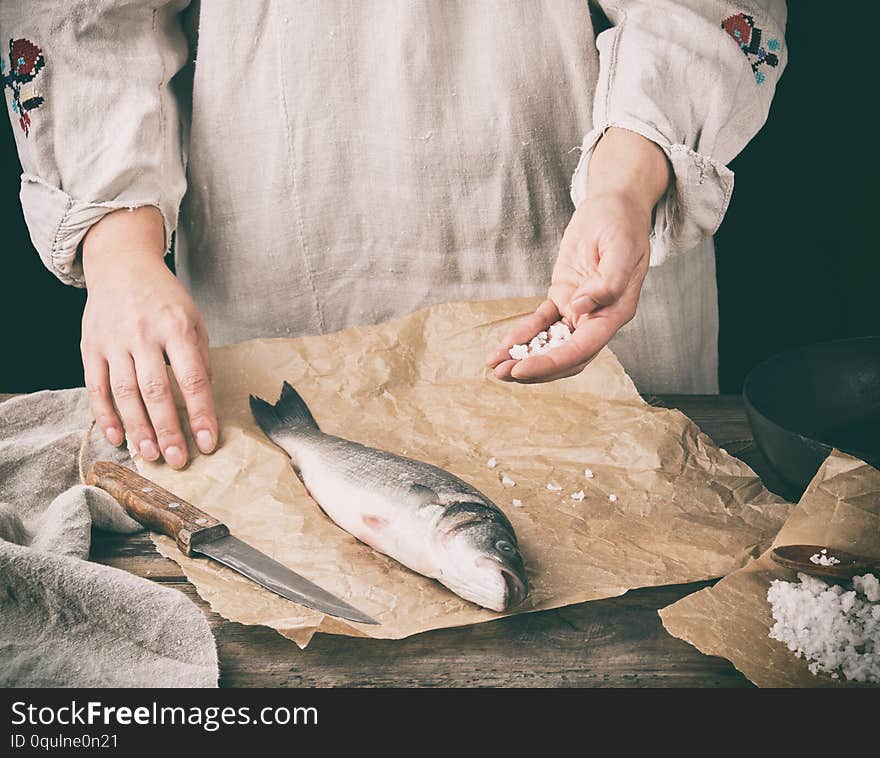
[2,38,46,135]
[722,13,781,85]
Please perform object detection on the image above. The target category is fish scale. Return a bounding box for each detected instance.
[297,433,489,507]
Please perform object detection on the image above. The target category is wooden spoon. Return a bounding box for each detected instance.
[771,544,880,581]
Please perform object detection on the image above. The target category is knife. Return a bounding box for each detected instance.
[85,460,379,625]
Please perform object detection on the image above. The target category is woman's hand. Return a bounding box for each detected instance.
[81,207,217,468]
[486,127,670,382]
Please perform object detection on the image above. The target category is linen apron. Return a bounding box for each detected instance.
[176,0,718,392]
[4,1,787,394]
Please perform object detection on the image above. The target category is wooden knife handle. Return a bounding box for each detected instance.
[85,460,229,556]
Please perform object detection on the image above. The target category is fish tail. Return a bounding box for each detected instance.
[249,381,320,438]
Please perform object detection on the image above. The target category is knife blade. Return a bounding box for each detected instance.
[85,460,379,625]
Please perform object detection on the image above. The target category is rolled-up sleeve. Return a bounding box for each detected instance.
[572,1,787,264]
[1,0,191,286]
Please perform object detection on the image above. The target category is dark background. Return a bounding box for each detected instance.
[1,4,876,394]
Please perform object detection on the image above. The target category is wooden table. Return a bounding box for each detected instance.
[2,393,792,687]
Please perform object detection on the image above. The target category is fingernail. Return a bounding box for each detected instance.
[139,439,160,460]
[196,429,214,453]
[572,296,597,314]
[106,427,123,446]
[164,445,185,468]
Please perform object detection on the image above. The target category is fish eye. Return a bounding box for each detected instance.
[495,540,515,554]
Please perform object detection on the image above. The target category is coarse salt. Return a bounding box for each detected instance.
[584,468,594,479]
[608,494,618,503]
[546,482,562,492]
[810,553,841,566]
[487,457,497,469]
[767,572,880,683]
[548,322,570,340]
[854,573,880,602]
[501,474,516,487]
[508,320,573,361]
[571,490,585,501]
[512,499,523,508]
[508,344,530,361]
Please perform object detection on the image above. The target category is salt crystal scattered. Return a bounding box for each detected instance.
[501,474,516,487]
[546,483,562,492]
[512,499,523,508]
[608,494,618,503]
[571,490,585,501]
[821,548,828,554]
[584,468,594,479]
[487,457,497,469]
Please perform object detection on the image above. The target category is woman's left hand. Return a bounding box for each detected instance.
[486,127,670,383]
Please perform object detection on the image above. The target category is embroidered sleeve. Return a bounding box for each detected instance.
[2,38,46,136]
[574,1,787,265]
[0,1,191,286]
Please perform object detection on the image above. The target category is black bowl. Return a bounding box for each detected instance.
[743,336,880,495]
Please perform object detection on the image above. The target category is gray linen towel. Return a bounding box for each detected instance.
[0,389,218,687]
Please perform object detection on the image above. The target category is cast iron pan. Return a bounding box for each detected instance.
[743,336,880,496]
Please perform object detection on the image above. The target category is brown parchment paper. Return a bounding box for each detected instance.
[660,451,880,687]
[133,298,792,648]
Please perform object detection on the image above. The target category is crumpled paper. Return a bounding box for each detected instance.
[133,298,792,647]
[660,450,880,688]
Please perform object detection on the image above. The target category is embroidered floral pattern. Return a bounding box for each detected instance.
[722,13,780,85]
[2,38,45,135]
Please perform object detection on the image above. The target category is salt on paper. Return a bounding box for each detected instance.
[508,321,573,361]
[767,572,880,684]
[609,494,618,503]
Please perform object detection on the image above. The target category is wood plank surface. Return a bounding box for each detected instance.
[3,392,788,687]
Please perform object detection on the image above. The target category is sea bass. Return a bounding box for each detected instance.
[249,382,529,612]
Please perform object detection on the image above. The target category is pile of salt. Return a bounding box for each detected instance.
[767,572,880,683]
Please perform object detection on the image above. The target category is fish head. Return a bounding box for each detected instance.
[436,501,529,612]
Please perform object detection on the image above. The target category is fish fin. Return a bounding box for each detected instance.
[249,382,320,438]
[361,514,389,531]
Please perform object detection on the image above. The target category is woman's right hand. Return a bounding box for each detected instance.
[81,206,217,469]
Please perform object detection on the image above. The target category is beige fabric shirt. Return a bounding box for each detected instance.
[2,1,787,392]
